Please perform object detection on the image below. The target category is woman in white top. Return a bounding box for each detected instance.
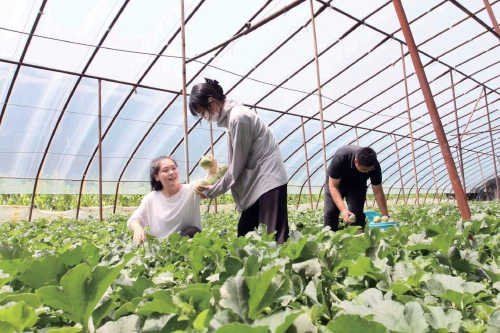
[189,78,289,244]
[127,155,216,245]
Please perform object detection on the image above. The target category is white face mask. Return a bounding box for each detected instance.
[203,110,220,122]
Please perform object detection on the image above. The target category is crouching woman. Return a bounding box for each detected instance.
[127,155,216,245]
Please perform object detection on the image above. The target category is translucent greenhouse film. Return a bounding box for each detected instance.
[0,0,499,220]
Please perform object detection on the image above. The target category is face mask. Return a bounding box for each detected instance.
[203,110,220,122]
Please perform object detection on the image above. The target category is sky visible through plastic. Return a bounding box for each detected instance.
[0,0,499,197]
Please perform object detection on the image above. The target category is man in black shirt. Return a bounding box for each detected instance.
[324,145,390,232]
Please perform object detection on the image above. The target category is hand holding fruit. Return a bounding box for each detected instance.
[341,210,354,223]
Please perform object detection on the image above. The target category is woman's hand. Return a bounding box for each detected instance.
[194,185,212,199]
[207,154,218,175]
[133,228,147,246]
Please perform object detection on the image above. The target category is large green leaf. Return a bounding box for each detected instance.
[18,255,68,289]
[425,274,485,296]
[246,266,291,320]
[0,293,42,308]
[220,276,250,322]
[0,301,39,333]
[292,259,322,279]
[95,315,140,333]
[373,300,428,333]
[224,257,243,275]
[424,306,462,332]
[348,257,386,281]
[328,315,387,333]
[36,253,133,331]
[117,276,155,301]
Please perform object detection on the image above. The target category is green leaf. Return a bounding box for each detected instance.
[214,323,268,333]
[193,309,214,331]
[37,253,133,331]
[252,308,304,333]
[0,321,14,333]
[47,328,83,333]
[246,266,290,320]
[60,244,100,268]
[424,306,462,332]
[339,288,383,317]
[328,315,387,333]
[292,259,322,279]
[188,246,205,273]
[220,276,250,323]
[114,297,143,320]
[373,300,428,333]
[137,290,177,316]
[224,257,243,275]
[92,297,117,329]
[95,314,140,333]
[462,319,487,333]
[0,301,39,333]
[425,274,485,296]
[159,314,189,332]
[117,276,155,300]
[348,257,386,281]
[18,255,68,288]
[0,293,42,308]
[243,255,259,277]
[304,278,322,305]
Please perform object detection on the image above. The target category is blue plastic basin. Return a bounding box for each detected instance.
[365,211,400,230]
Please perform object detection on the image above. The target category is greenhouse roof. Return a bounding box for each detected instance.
[0,0,499,203]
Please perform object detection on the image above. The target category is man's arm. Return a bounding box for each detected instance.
[372,184,389,216]
[329,177,354,223]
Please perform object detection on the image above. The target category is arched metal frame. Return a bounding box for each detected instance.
[1,0,499,221]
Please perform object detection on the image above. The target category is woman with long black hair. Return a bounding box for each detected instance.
[189,78,289,244]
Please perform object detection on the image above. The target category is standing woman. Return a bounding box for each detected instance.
[127,155,217,245]
[189,78,289,244]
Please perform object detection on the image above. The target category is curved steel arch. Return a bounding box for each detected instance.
[112,0,274,212]
[73,0,208,218]
[26,0,131,221]
[0,0,47,126]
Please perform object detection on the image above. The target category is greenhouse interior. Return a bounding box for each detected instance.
[1,0,500,332]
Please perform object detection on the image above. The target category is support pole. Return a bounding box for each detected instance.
[450,71,466,190]
[427,143,439,204]
[301,117,314,209]
[400,43,419,206]
[393,136,406,205]
[483,0,500,36]
[209,121,217,213]
[316,185,324,210]
[180,0,190,183]
[459,89,483,143]
[393,0,471,219]
[98,79,103,222]
[484,88,500,200]
[477,152,489,200]
[308,0,328,177]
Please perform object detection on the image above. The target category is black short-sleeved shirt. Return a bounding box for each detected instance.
[324,145,382,195]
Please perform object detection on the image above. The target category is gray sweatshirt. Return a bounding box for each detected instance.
[204,100,288,212]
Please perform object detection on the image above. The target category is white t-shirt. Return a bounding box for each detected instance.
[126,183,202,239]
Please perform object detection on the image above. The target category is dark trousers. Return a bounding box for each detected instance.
[180,226,201,238]
[238,184,289,244]
[324,189,366,231]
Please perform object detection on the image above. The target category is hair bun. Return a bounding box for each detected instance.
[205,78,224,95]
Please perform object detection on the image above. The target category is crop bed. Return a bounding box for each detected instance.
[1,202,500,332]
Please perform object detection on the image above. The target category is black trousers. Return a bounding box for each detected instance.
[238,184,289,244]
[180,226,201,238]
[324,189,366,231]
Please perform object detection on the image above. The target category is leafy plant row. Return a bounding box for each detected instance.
[0,202,500,332]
